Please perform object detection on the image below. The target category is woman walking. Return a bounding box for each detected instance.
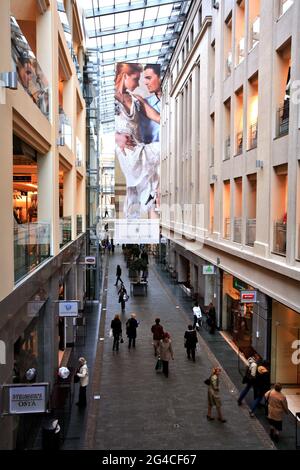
[111,314,122,351]
[184,325,198,362]
[207,367,226,423]
[265,383,289,442]
[159,332,174,378]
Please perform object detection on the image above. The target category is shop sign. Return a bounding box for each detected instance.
[233,277,248,291]
[203,265,215,275]
[85,256,96,265]
[59,301,79,317]
[240,290,257,303]
[9,384,49,414]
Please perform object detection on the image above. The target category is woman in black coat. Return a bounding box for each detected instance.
[184,325,198,362]
[126,313,139,349]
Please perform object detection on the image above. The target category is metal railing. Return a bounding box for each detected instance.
[249,121,258,149]
[58,108,72,148]
[210,147,215,167]
[11,17,49,119]
[277,102,289,137]
[210,216,214,234]
[236,131,243,155]
[233,217,242,243]
[250,16,260,49]
[225,51,232,77]
[224,136,231,160]
[246,218,256,246]
[236,37,245,65]
[76,215,83,235]
[76,137,83,167]
[60,216,72,248]
[273,221,287,255]
[14,222,51,283]
[224,218,231,240]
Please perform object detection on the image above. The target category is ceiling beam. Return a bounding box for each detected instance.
[87,32,178,53]
[85,0,186,18]
[99,49,165,66]
[88,14,185,38]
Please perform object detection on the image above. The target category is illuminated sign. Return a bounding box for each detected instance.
[240,290,257,303]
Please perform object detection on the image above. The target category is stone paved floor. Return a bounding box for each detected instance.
[86,249,276,450]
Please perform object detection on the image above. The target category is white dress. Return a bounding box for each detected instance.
[115,93,160,219]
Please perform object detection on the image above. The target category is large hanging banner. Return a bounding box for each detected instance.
[114,63,161,243]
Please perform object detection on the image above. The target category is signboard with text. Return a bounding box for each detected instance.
[59,301,79,317]
[240,290,257,303]
[9,384,49,414]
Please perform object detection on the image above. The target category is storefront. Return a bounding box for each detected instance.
[221,272,270,359]
[271,301,300,385]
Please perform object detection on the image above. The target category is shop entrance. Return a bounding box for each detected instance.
[226,295,255,358]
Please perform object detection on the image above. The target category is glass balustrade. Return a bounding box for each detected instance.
[58,107,72,148]
[246,219,256,246]
[224,137,231,160]
[76,137,83,167]
[224,218,231,240]
[273,221,287,255]
[233,217,242,243]
[59,216,72,248]
[249,122,258,149]
[76,215,83,235]
[11,17,49,119]
[14,221,51,283]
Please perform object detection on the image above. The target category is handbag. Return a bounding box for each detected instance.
[155,357,162,371]
[204,377,211,386]
[120,336,124,344]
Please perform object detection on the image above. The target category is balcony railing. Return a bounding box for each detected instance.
[224,218,231,240]
[277,102,289,137]
[76,215,83,235]
[14,222,51,283]
[76,137,83,167]
[273,221,287,256]
[246,218,256,246]
[58,108,72,148]
[224,136,231,160]
[236,37,245,65]
[250,16,260,49]
[11,17,49,119]
[210,147,215,167]
[249,121,258,149]
[60,216,72,248]
[236,131,243,155]
[210,216,214,234]
[225,51,232,77]
[233,217,242,243]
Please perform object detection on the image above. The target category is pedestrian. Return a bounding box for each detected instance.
[249,362,270,417]
[206,367,226,422]
[192,302,203,329]
[184,324,198,362]
[118,284,128,313]
[126,313,139,349]
[115,265,123,286]
[265,383,289,442]
[159,332,174,378]
[207,302,217,334]
[75,357,89,408]
[111,314,122,351]
[151,318,164,356]
[237,354,260,405]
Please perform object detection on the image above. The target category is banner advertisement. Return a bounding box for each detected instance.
[115,63,161,243]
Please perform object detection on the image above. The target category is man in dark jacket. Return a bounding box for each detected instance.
[184,325,198,362]
[151,318,164,356]
[126,313,139,349]
[115,265,122,286]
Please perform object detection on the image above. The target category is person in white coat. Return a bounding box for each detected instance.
[76,357,89,408]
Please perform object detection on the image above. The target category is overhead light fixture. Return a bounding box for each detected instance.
[212,174,218,182]
[256,160,263,169]
[0,72,18,90]
[37,0,50,14]
[212,0,219,9]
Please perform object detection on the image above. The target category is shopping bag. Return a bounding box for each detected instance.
[109,328,113,338]
[155,357,162,371]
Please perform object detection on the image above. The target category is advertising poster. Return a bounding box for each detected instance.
[114,63,161,243]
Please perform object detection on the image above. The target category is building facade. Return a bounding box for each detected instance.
[161,0,300,384]
[0,0,87,449]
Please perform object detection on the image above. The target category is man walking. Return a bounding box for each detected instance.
[115,265,122,286]
[151,318,164,356]
[126,313,139,349]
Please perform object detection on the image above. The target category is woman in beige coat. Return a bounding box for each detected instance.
[76,357,89,408]
[207,367,226,423]
[265,383,289,442]
[159,332,174,378]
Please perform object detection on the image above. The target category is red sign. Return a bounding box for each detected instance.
[240,290,257,303]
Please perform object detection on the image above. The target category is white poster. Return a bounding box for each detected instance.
[9,385,48,414]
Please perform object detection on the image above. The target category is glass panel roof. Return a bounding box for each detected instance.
[79,0,191,127]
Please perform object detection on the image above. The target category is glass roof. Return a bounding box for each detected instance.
[80,0,191,131]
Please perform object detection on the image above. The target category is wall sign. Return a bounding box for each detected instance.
[240,290,257,303]
[59,301,79,317]
[85,256,96,265]
[203,265,216,275]
[8,384,49,414]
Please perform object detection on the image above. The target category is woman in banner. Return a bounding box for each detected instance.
[115,63,160,219]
